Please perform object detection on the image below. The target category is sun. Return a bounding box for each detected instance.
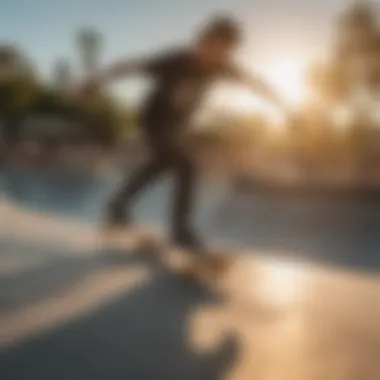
[206,56,307,130]
[214,57,306,112]
[257,257,310,309]
[262,57,306,107]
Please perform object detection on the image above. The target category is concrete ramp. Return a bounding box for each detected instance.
[1,197,380,380]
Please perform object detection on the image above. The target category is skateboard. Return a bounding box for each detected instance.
[100,225,282,319]
[142,234,232,282]
[101,224,233,283]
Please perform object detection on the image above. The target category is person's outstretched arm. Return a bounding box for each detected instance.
[78,48,183,92]
[225,65,288,113]
[87,59,144,85]
[246,74,287,112]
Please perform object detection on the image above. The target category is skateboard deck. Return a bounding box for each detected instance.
[101,224,234,283]
[100,225,284,319]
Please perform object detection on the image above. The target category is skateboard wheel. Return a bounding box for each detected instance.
[137,235,158,253]
[178,265,199,280]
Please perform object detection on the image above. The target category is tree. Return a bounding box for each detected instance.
[308,62,350,104]
[0,71,38,120]
[77,91,122,146]
[0,45,40,144]
[305,1,380,179]
[309,1,379,104]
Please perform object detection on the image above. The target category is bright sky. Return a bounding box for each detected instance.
[0,0,353,111]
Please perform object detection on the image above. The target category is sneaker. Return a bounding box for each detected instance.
[103,200,131,229]
[172,228,204,251]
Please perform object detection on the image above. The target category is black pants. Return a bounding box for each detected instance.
[111,128,196,233]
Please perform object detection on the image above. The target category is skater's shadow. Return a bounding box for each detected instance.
[1,238,240,380]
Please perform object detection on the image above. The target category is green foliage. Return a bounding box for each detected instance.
[2,0,379,169]
[77,91,137,145]
[0,74,136,145]
[0,73,38,120]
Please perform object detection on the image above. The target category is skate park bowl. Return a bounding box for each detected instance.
[1,165,380,380]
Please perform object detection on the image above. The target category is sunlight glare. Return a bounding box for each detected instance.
[262,58,306,106]
[207,56,307,132]
[258,258,307,308]
[332,105,353,131]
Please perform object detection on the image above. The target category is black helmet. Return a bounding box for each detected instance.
[200,15,242,45]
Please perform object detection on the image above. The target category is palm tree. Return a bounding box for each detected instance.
[310,1,378,104]
[307,1,380,180]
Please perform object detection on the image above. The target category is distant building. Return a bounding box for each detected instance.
[76,27,103,78]
[4,90,84,146]
[52,58,72,92]
[20,114,79,142]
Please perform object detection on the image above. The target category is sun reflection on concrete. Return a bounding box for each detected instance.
[257,258,310,309]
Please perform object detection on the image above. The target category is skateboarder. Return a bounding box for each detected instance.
[79,16,288,249]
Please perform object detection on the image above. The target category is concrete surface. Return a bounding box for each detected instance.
[1,167,380,380]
